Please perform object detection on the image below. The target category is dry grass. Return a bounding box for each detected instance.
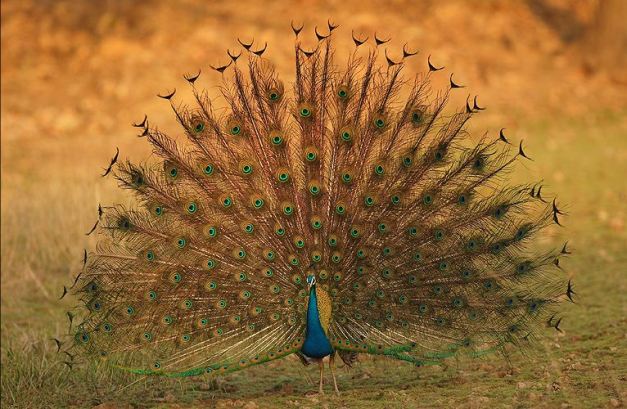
[1,0,626,407]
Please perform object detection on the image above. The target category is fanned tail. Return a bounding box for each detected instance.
[63,24,569,376]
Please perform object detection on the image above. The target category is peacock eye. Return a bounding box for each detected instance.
[268,88,281,101]
[304,146,318,162]
[76,332,90,343]
[311,218,322,229]
[278,172,289,182]
[118,216,132,230]
[473,156,486,171]
[131,171,145,187]
[337,85,349,100]
[194,122,205,133]
[230,125,241,135]
[411,110,424,124]
[434,229,445,240]
[221,196,233,208]
[373,116,386,129]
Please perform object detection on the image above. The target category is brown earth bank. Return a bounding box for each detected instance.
[2,0,626,147]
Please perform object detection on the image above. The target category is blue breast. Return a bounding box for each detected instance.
[301,286,334,359]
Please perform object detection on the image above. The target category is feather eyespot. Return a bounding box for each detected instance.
[337,85,350,100]
[269,130,284,146]
[267,88,282,102]
[335,203,346,215]
[304,146,318,162]
[274,224,285,236]
[297,103,314,118]
[372,111,387,130]
[276,168,290,183]
[340,128,352,142]
[193,121,205,133]
[240,162,253,175]
[282,201,294,215]
[219,194,233,208]
[308,180,321,195]
[310,216,323,230]
[186,201,198,214]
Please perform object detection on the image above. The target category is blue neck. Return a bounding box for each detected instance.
[300,285,334,359]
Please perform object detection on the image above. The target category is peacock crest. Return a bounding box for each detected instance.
[61,21,571,393]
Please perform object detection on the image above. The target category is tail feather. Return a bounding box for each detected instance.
[64,26,567,376]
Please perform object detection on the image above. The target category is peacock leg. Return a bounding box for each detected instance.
[318,360,325,394]
[329,353,340,395]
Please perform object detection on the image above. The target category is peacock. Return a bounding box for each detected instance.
[61,22,572,395]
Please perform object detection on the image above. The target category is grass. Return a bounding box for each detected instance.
[1,107,626,408]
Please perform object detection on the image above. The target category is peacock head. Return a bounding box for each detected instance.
[306,274,316,290]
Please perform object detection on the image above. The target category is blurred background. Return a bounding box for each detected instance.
[1,0,626,408]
